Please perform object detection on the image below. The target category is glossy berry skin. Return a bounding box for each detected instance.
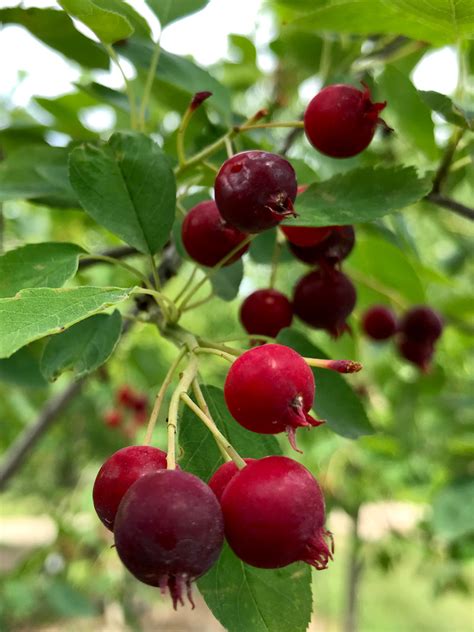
[240,289,293,338]
[224,343,324,451]
[304,83,387,158]
[221,456,333,569]
[93,446,168,531]
[208,459,255,501]
[289,226,355,266]
[399,306,443,344]
[214,151,297,233]
[114,470,224,609]
[397,336,434,372]
[293,268,356,337]
[362,305,398,341]
[181,200,249,267]
[104,409,122,428]
[281,225,333,248]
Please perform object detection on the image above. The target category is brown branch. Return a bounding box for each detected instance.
[426,192,474,221]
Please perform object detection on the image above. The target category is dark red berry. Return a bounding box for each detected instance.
[289,226,355,266]
[221,456,333,569]
[281,225,333,248]
[214,150,297,233]
[181,200,249,267]
[116,385,138,408]
[293,268,356,337]
[224,343,324,451]
[397,336,434,372]
[304,83,387,158]
[133,409,148,425]
[362,305,398,341]
[104,409,122,427]
[114,470,224,608]
[240,289,293,339]
[93,446,168,530]
[399,306,443,344]
[208,459,255,501]
[130,393,148,412]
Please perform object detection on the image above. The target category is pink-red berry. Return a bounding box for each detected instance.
[289,226,355,266]
[104,409,123,428]
[208,459,254,501]
[281,224,333,248]
[240,289,293,339]
[362,305,398,341]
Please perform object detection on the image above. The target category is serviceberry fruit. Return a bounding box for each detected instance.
[304,83,387,158]
[116,385,137,408]
[114,470,224,608]
[240,289,293,339]
[399,306,443,344]
[281,224,333,248]
[362,305,398,341]
[221,456,333,569]
[181,200,249,267]
[214,150,297,233]
[208,459,254,501]
[224,343,324,451]
[289,226,355,266]
[397,336,434,372]
[93,446,168,530]
[293,268,356,337]
[104,409,122,428]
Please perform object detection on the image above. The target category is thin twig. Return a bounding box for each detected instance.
[426,193,474,221]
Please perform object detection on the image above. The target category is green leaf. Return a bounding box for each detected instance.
[77,82,130,112]
[287,166,431,227]
[0,7,109,69]
[146,0,209,27]
[387,0,474,42]
[179,384,281,481]
[69,132,176,254]
[419,91,474,130]
[41,311,122,381]
[58,0,133,44]
[277,329,373,439]
[0,287,132,359]
[0,345,48,388]
[432,480,474,541]
[198,542,313,632]
[35,93,99,140]
[0,242,85,299]
[211,260,244,302]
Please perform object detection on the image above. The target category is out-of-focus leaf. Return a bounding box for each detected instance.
[211,260,244,301]
[419,91,474,130]
[0,346,48,388]
[58,0,133,44]
[433,480,474,541]
[146,0,209,27]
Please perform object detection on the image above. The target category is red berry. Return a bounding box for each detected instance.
[304,83,387,158]
[181,200,249,267]
[93,446,168,530]
[114,470,224,609]
[208,459,255,501]
[289,226,355,266]
[214,150,297,233]
[224,343,324,451]
[399,306,443,344]
[104,409,123,427]
[240,289,293,339]
[116,385,138,408]
[133,409,148,425]
[221,456,333,569]
[131,393,148,412]
[397,336,434,372]
[281,225,333,248]
[362,305,398,341]
[293,268,356,337]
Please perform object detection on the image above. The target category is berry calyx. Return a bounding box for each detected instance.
[92,446,168,530]
[293,268,356,337]
[304,83,387,158]
[399,306,443,344]
[208,459,254,501]
[289,226,355,266]
[397,336,434,372]
[214,150,297,233]
[224,343,324,451]
[114,470,224,609]
[362,305,398,341]
[181,200,249,267]
[221,456,333,569]
[240,289,293,338]
[104,409,122,427]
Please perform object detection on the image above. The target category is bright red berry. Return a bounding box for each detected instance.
[104,409,122,427]
[208,459,254,501]
[289,226,355,266]
[221,456,333,569]
[181,200,249,267]
[116,385,138,408]
[214,150,297,233]
[280,186,333,247]
[397,336,434,372]
[240,289,293,339]
[304,83,387,158]
[92,446,168,530]
[362,305,398,341]
[114,470,224,609]
[293,268,356,337]
[224,343,324,451]
[399,306,443,344]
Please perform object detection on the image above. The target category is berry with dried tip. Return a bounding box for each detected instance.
[181,200,249,267]
[304,83,388,158]
[224,343,324,451]
[221,456,333,569]
[240,289,293,339]
[104,409,123,428]
[208,459,255,501]
[114,470,224,609]
[293,268,356,337]
[362,305,398,341]
[93,446,168,530]
[397,336,434,372]
[214,150,297,233]
[399,306,443,344]
[289,226,355,266]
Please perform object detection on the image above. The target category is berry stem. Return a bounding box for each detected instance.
[144,347,187,446]
[173,265,199,302]
[181,393,246,469]
[197,339,242,356]
[105,44,137,130]
[138,36,162,132]
[182,290,215,312]
[80,254,153,289]
[194,348,236,363]
[167,354,199,469]
[269,233,284,289]
[234,120,305,132]
[224,136,234,158]
[191,379,231,462]
[304,358,363,374]
[346,268,408,309]
[148,254,162,290]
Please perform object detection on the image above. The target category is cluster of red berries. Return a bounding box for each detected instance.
[103,385,148,433]
[362,305,444,371]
